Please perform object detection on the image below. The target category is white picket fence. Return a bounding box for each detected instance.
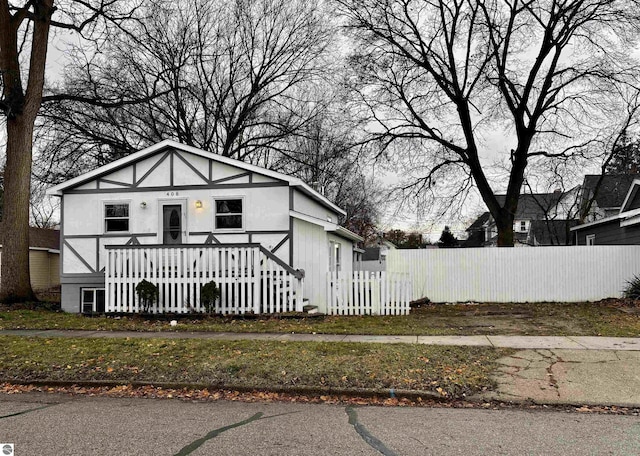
[105,244,304,314]
[326,271,412,315]
[387,246,640,303]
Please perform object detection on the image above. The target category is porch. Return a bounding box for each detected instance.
[104,244,304,314]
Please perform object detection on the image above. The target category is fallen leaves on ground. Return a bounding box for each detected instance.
[0,382,638,416]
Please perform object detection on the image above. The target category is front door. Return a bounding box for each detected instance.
[163,204,182,244]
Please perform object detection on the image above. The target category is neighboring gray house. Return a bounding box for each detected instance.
[580,174,638,222]
[463,189,579,247]
[572,178,640,245]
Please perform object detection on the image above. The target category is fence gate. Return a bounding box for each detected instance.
[326,271,411,315]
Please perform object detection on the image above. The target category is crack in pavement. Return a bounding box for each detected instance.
[173,410,301,456]
[0,403,57,420]
[174,413,263,456]
[345,406,398,456]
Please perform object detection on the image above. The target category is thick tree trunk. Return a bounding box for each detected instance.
[0,116,36,302]
[495,212,515,247]
[0,0,54,303]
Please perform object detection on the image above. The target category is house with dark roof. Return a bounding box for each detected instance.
[572,177,640,245]
[0,227,60,291]
[579,174,637,222]
[463,188,579,247]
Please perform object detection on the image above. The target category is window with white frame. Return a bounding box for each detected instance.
[81,288,105,313]
[519,221,527,232]
[214,198,243,230]
[104,203,130,232]
[586,234,595,246]
[329,241,341,272]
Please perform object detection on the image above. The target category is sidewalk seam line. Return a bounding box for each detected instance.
[485,336,495,347]
[566,336,590,350]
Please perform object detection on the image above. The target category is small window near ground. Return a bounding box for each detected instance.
[586,234,596,246]
[215,198,243,230]
[104,203,130,232]
[81,288,105,313]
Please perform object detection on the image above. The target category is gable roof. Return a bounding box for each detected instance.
[581,174,637,209]
[620,179,640,213]
[46,139,345,216]
[0,226,60,251]
[572,178,640,232]
[495,192,566,219]
[465,211,490,233]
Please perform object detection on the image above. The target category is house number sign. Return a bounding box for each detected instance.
[165,192,180,196]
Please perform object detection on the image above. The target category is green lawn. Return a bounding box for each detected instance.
[0,336,507,398]
[1,301,639,336]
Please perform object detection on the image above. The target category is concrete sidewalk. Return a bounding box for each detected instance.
[2,329,640,407]
[1,329,640,350]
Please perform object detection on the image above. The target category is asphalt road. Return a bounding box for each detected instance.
[1,393,639,456]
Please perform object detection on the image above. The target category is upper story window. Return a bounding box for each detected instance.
[215,198,243,230]
[519,221,527,232]
[104,203,130,232]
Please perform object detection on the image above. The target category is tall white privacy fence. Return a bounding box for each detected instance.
[326,271,412,315]
[387,246,640,303]
[105,244,304,314]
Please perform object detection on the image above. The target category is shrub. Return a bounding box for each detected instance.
[200,281,221,313]
[135,280,159,313]
[623,275,640,300]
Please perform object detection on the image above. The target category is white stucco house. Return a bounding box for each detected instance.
[47,140,363,314]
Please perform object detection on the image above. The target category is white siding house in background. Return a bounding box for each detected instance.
[47,140,362,314]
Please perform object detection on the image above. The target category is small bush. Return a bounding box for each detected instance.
[201,281,221,313]
[623,275,640,300]
[136,280,159,313]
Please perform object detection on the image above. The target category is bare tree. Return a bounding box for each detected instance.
[265,90,385,241]
[0,0,143,302]
[338,0,640,246]
[37,0,334,181]
[29,179,58,228]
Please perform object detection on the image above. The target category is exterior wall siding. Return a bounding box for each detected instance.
[292,218,329,310]
[48,253,60,287]
[29,250,51,290]
[61,282,105,313]
[327,232,354,273]
[61,185,291,275]
[575,220,640,245]
[387,246,640,303]
[293,191,340,222]
[0,248,60,292]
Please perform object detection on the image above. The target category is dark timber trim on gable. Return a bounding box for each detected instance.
[174,151,209,184]
[63,240,96,273]
[210,171,252,185]
[135,150,171,187]
[99,178,133,188]
[65,182,287,194]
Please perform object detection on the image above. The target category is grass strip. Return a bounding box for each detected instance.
[1,301,639,336]
[0,336,508,399]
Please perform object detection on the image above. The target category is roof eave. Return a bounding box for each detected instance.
[46,140,346,215]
